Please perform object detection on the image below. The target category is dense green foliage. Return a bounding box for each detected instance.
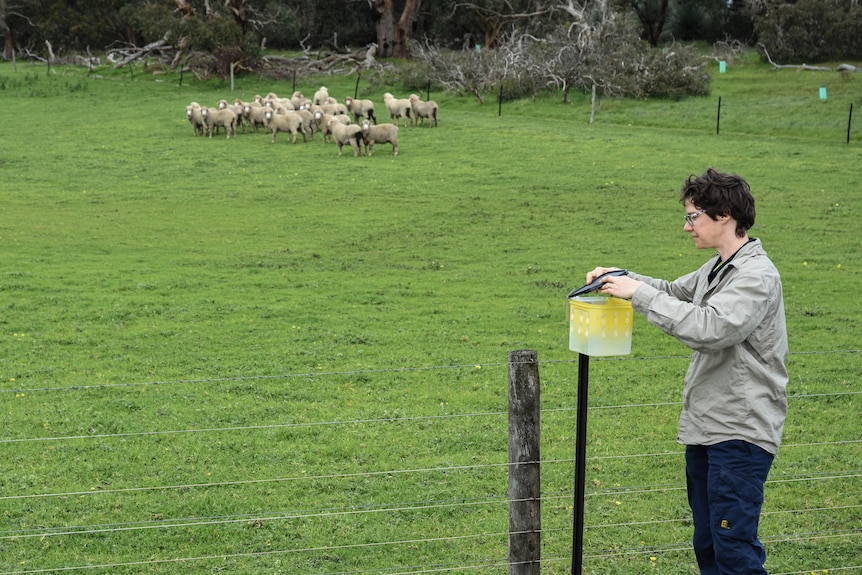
[1,55,860,574]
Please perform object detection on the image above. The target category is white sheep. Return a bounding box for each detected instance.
[264,101,293,116]
[360,120,398,156]
[234,98,261,124]
[313,110,349,143]
[383,92,412,127]
[290,91,307,110]
[243,104,269,132]
[264,92,292,107]
[233,97,258,108]
[328,118,364,157]
[262,95,294,112]
[321,97,350,117]
[409,94,439,127]
[263,108,307,144]
[201,106,237,139]
[290,108,315,140]
[218,100,248,133]
[185,102,204,136]
[344,96,377,124]
[313,86,329,106]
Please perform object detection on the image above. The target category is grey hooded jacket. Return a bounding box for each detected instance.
[629,238,788,455]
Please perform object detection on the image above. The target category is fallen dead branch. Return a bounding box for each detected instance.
[760,44,859,72]
[110,34,173,68]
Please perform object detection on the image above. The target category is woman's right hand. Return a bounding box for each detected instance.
[585,267,621,284]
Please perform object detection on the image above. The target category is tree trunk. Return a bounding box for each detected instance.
[226,0,249,34]
[394,0,421,58]
[3,33,13,61]
[371,0,396,57]
[371,0,421,58]
[631,0,669,46]
[0,0,13,60]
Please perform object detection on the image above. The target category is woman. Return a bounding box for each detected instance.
[587,167,788,575]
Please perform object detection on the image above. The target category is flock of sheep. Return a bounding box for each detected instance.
[184,86,439,157]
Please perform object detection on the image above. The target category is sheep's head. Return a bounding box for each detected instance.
[361,120,372,132]
[264,109,274,120]
[218,100,228,109]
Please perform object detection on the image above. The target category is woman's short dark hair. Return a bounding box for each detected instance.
[680,168,755,237]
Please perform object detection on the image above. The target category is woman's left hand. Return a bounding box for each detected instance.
[600,275,642,300]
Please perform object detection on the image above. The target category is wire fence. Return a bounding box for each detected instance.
[1,350,860,575]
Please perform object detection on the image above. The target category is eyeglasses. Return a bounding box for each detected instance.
[685,209,708,226]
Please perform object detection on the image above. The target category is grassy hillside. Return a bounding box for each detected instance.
[1,53,860,575]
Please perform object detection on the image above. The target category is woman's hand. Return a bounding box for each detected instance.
[585,266,621,284]
[600,274,642,300]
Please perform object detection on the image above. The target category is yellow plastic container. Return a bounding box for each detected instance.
[568,296,633,356]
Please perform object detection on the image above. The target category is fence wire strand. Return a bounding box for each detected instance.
[2,350,858,574]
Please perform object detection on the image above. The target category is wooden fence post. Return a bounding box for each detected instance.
[508,350,541,575]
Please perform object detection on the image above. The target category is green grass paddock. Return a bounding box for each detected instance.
[1,54,860,574]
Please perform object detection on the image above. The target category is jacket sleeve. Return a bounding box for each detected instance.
[630,267,774,353]
[629,269,699,303]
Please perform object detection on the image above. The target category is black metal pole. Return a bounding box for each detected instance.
[847,103,853,144]
[572,352,590,575]
[716,96,721,135]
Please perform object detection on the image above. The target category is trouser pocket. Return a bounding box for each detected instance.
[710,465,764,542]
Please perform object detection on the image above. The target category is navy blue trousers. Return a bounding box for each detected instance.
[685,440,774,575]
